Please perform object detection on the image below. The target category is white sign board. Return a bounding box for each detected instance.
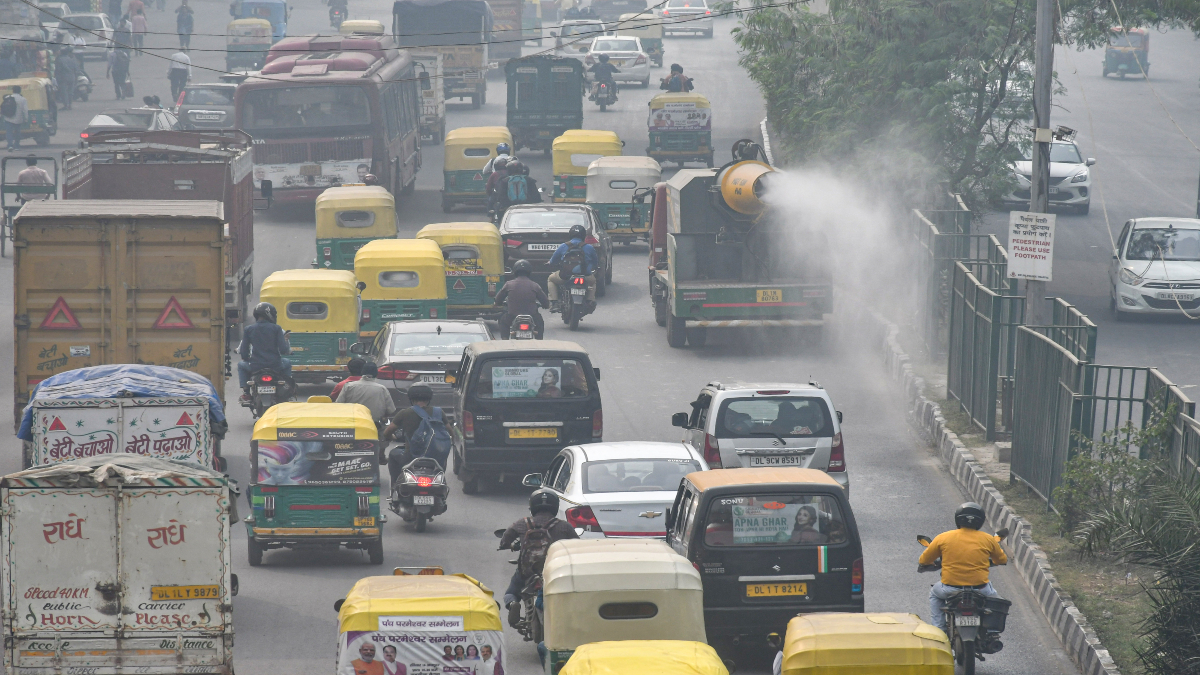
[1007,211,1056,281]
[29,397,213,468]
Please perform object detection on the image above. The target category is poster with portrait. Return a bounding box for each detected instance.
[490,366,562,399]
[336,623,506,675]
[254,436,378,486]
[649,102,712,130]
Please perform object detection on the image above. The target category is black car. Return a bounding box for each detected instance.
[79,108,180,146]
[498,204,614,295]
[353,319,492,414]
[449,340,602,494]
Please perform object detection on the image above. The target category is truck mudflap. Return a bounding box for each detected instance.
[684,319,825,328]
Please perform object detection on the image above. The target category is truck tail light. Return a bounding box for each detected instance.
[565,505,602,531]
[592,409,603,438]
[703,433,721,468]
[828,432,846,471]
[462,410,474,439]
[852,558,863,593]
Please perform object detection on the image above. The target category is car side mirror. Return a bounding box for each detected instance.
[593,367,601,380]
[836,410,843,423]
[522,473,542,487]
[259,179,273,201]
[333,598,345,612]
[1086,157,1096,166]
[356,281,366,291]
[671,412,689,428]
[348,342,366,355]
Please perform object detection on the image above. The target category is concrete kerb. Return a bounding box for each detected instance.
[870,312,1122,675]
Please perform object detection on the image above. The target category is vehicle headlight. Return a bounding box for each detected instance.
[1071,169,1088,183]
[1118,267,1144,286]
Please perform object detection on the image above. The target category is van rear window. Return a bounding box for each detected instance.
[703,494,846,547]
[474,358,590,398]
[715,397,832,438]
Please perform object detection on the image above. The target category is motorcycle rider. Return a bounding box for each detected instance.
[327,0,347,24]
[482,142,512,175]
[494,259,549,339]
[496,160,542,214]
[382,384,444,483]
[918,502,1007,634]
[588,53,619,100]
[485,156,509,214]
[498,489,577,627]
[362,173,380,186]
[237,302,292,404]
[546,224,598,312]
[660,63,694,92]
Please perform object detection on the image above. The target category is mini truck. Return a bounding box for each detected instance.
[646,141,833,348]
[1,455,236,675]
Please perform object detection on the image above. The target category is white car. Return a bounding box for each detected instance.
[524,441,707,537]
[661,0,713,37]
[1004,140,1095,215]
[583,36,650,87]
[67,14,115,62]
[552,20,607,60]
[1110,217,1200,317]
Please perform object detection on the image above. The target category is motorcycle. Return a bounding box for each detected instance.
[493,528,544,643]
[508,314,539,340]
[553,273,594,330]
[241,368,295,418]
[74,72,93,102]
[329,6,346,28]
[917,528,1011,675]
[589,80,617,112]
[389,453,448,533]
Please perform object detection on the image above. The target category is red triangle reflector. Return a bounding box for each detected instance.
[453,279,466,290]
[154,296,195,329]
[48,417,66,431]
[40,296,82,330]
[177,412,194,426]
[473,172,484,180]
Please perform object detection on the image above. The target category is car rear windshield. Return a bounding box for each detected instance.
[388,330,487,357]
[584,458,700,493]
[666,0,705,7]
[592,39,638,51]
[1125,228,1200,262]
[184,87,235,105]
[715,397,833,439]
[704,494,847,547]
[504,210,588,231]
[1022,143,1082,164]
[90,113,153,128]
[473,357,591,398]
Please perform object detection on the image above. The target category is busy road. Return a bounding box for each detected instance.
[0,0,1100,673]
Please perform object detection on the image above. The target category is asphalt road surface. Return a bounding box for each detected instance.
[0,1,1087,673]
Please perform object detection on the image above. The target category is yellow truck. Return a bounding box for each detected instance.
[13,201,228,425]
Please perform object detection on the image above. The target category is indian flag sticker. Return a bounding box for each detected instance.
[817,546,829,573]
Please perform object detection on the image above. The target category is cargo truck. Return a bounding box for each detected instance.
[1,455,236,675]
[645,140,833,348]
[393,0,492,108]
[12,201,228,427]
[487,0,524,63]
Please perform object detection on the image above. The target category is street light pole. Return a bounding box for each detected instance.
[1027,0,1054,325]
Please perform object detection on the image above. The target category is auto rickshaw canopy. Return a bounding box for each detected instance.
[337,574,502,632]
[416,222,504,272]
[781,613,952,675]
[340,19,386,35]
[559,641,728,675]
[252,401,379,441]
[543,539,705,650]
[616,12,662,38]
[228,17,272,41]
[259,269,361,333]
[0,78,51,109]
[315,185,397,240]
[444,126,513,173]
[586,155,661,203]
[353,238,448,300]
[553,130,623,177]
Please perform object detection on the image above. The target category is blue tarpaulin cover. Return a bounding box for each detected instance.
[19,365,227,441]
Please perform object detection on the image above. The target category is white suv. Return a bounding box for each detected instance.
[672,381,848,493]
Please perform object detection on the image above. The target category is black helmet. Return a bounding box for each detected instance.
[954,502,986,530]
[362,173,379,186]
[599,53,610,62]
[670,63,683,73]
[569,224,587,240]
[407,384,433,403]
[513,259,533,276]
[252,302,277,323]
[507,159,524,174]
[494,157,509,171]
[529,488,559,515]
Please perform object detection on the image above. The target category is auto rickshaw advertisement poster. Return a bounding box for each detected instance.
[708,495,848,546]
[337,628,506,675]
[650,102,711,130]
[253,439,378,485]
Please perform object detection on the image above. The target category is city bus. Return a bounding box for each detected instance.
[235,49,421,202]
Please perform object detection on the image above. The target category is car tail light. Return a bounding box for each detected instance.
[430,307,438,318]
[661,9,669,15]
[259,375,273,382]
[852,558,863,593]
[634,55,646,65]
[80,132,89,139]
[828,432,846,471]
[592,409,603,438]
[377,365,415,381]
[462,410,474,439]
[585,235,599,245]
[705,8,711,14]
[505,239,523,247]
[703,433,721,468]
[565,505,602,531]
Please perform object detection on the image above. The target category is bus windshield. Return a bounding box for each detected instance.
[241,86,371,134]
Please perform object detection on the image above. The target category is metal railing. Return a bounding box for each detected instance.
[1174,413,1200,480]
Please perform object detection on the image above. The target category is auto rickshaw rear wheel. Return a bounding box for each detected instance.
[367,539,384,564]
[247,536,264,567]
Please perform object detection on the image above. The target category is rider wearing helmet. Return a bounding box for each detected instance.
[498,489,577,626]
[494,259,549,338]
[496,159,542,213]
[361,173,379,186]
[485,156,511,213]
[588,53,620,96]
[483,142,513,176]
[918,502,1007,633]
[546,223,599,311]
[381,383,446,482]
[236,302,292,403]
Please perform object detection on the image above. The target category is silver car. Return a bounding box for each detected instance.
[1110,218,1200,317]
[1003,139,1094,215]
[584,36,651,87]
[176,84,237,130]
[67,14,114,61]
[661,0,713,38]
[358,319,493,415]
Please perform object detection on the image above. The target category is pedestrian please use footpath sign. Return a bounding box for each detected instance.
[1008,211,1055,281]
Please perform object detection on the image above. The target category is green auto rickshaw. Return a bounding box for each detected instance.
[647,92,713,167]
[314,185,397,270]
[259,269,363,384]
[441,126,512,213]
[354,238,448,338]
[1104,26,1149,78]
[416,221,505,319]
[0,78,57,146]
[586,155,660,243]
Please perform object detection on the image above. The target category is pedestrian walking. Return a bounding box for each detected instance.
[131,10,147,55]
[54,47,79,110]
[166,48,190,101]
[175,1,194,49]
[1,86,29,151]
[114,14,133,49]
[111,48,131,100]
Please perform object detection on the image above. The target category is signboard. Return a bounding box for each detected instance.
[1007,211,1056,281]
[254,437,378,485]
[649,102,711,131]
[29,398,213,468]
[337,628,505,675]
[491,366,561,398]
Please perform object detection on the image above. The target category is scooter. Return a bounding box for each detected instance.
[508,314,539,340]
[389,453,448,533]
[589,80,618,111]
[917,528,1010,675]
[329,6,346,28]
[242,368,295,418]
[494,528,544,643]
[74,72,93,102]
[555,273,595,330]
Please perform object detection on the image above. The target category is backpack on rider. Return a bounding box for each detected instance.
[506,174,529,203]
[1,95,16,118]
[518,517,558,578]
[408,405,452,465]
[559,242,586,279]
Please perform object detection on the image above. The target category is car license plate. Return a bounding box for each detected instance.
[757,289,782,303]
[412,495,436,506]
[611,60,625,66]
[509,428,557,439]
[527,243,558,251]
[1157,292,1194,301]
[257,386,275,394]
[746,582,807,597]
[515,330,533,338]
[570,288,586,296]
[299,164,322,176]
[955,615,981,627]
[150,585,220,601]
[354,517,375,526]
[419,374,446,383]
[1049,187,1059,194]
[192,112,222,120]
[749,455,801,466]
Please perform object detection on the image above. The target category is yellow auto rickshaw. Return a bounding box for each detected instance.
[0,78,56,146]
[616,12,663,67]
[339,19,386,35]
[780,613,953,675]
[442,126,513,212]
[647,92,713,167]
[416,222,505,319]
[544,539,706,675]
[585,155,660,243]
[560,641,727,675]
[335,572,506,673]
[259,269,362,384]
[552,129,623,203]
[354,238,448,338]
[226,18,272,70]
[314,184,397,271]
